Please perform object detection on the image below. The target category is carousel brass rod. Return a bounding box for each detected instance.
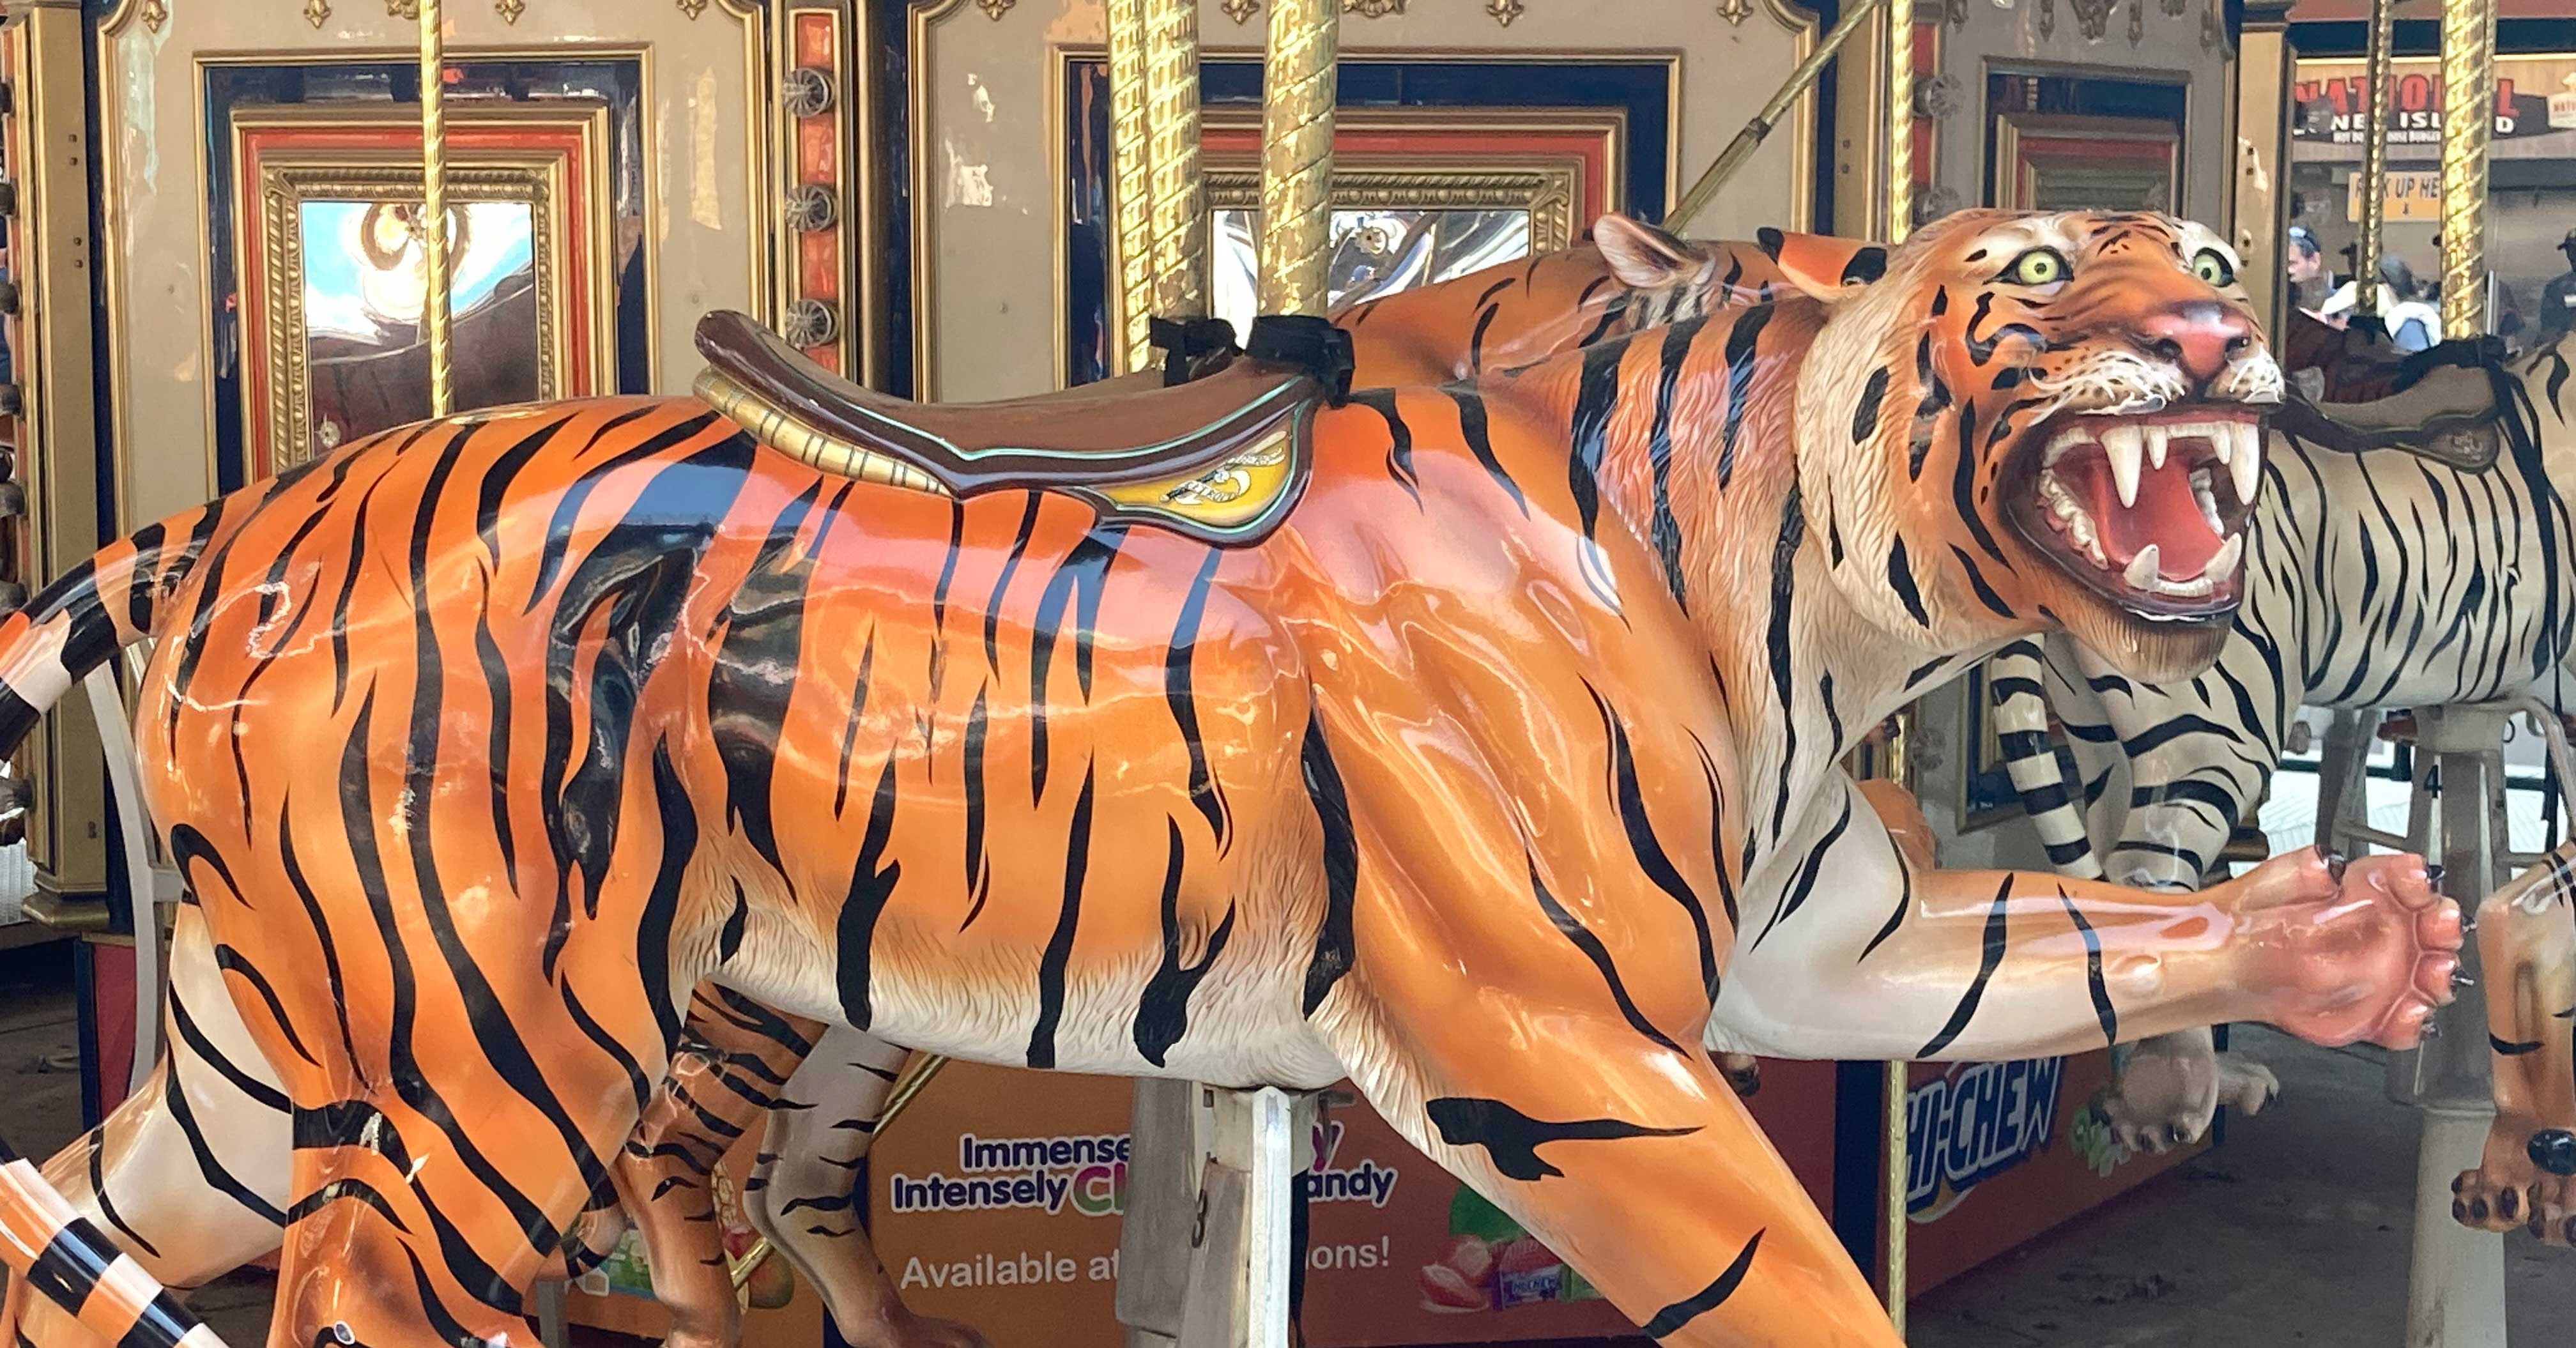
[1257,0,1337,316]
[1667,0,1885,234]
[2356,0,2395,318]
[1886,1057,1908,1332]
[1107,0,1157,373]
[2438,0,2494,338]
[882,0,1194,1155]
[418,0,454,418]
[1146,0,1210,318]
[1880,712,1915,1331]
[880,1051,949,1137]
[1885,0,1914,245]
[1882,0,1916,1315]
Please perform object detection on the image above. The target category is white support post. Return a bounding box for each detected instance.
[2388,706,2508,1348]
[1117,1084,1314,1348]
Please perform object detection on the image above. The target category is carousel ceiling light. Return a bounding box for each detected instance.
[1717,0,1754,24]
[1223,0,1260,19]
[1486,0,1523,26]
[305,0,333,26]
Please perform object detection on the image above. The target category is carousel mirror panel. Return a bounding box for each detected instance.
[201,56,649,491]
[229,104,618,476]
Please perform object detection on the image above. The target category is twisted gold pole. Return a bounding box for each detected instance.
[1107,0,1158,373]
[1882,1,1917,1318]
[1884,0,1913,245]
[418,0,454,417]
[1886,1059,1909,1330]
[1257,0,1337,317]
[1146,0,1209,318]
[2438,0,2494,338]
[1880,708,1913,1332]
[2356,0,2394,319]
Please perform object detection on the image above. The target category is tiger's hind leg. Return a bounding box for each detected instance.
[231,740,706,1348]
[746,1025,986,1348]
[610,988,827,1348]
[2454,841,2576,1245]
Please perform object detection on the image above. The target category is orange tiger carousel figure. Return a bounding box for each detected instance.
[0,210,2462,1348]
[0,216,1830,1348]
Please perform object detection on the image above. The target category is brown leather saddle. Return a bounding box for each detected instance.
[2274,337,2527,472]
[692,310,1324,546]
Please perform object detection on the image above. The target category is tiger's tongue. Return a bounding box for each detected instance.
[2062,454,2224,578]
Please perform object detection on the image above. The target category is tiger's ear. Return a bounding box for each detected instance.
[1593,215,1708,289]
[1754,226,1889,302]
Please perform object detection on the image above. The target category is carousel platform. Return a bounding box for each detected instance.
[1908,1027,2575,1347]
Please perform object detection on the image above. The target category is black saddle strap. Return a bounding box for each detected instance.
[1246,314,1355,407]
[2395,334,2505,389]
[1150,316,1243,388]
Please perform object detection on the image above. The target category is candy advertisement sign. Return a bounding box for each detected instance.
[865,1060,1843,1348]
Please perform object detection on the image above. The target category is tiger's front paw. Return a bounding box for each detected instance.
[2231,847,2460,1048]
[2453,1114,2576,1246]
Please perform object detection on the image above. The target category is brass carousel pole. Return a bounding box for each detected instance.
[1882,0,1914,1333]
[1258,0,1337,316]
[1107,0,1158,372]
[1884,0,1913,245]
[1108,2,1246,1342]
[418,0,454,417]
[877,0,1173,1144]
[1146,0,1209,319]
[2355,0,2394,318]
[2438,0,2494,338]
[2395,8,2505,1345]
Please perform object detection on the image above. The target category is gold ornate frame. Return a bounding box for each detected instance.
[1989,110,2183,213]
[230,103,615,477]
[1204,161,1583,243]
[1197,101,1612,250]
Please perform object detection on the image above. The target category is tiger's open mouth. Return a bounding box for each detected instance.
[2003,406,2265,620]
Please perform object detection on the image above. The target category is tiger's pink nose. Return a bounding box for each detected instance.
[2130,303,2253,385]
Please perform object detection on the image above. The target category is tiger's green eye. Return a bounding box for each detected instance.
[2003,248,2069,286]
[2191,248,2237,287]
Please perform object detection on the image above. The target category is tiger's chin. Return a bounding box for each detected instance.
[2002,403,2266,682]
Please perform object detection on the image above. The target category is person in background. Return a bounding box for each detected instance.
[2285,225,2326,312]
[2542,227,2576,344]
[2322,256,2441,352]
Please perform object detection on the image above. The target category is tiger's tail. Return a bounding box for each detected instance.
[0,495,247,845]
[0,1138,226,1348]
[0,498,249,1348]
[1987,639,2107,881]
